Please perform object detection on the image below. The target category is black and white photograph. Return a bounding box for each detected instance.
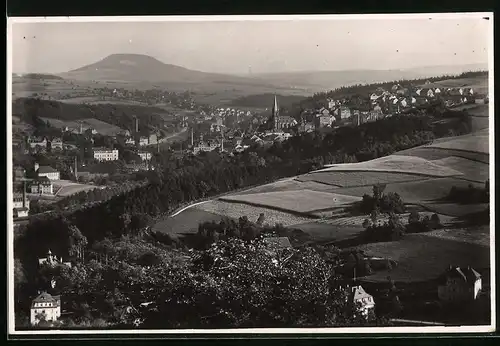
[7,13,494,336]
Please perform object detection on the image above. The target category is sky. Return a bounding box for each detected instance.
[9,15,492,75]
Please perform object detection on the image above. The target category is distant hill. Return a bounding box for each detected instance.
[60,54,284,89]
[15,73,64,80]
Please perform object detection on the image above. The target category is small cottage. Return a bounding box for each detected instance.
[350,285,376,317]
[437,266,482,303]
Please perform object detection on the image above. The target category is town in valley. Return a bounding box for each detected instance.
[9,16,492,332]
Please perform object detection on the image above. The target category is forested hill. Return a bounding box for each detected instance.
[293,70,488,111]
[15,73,65,80]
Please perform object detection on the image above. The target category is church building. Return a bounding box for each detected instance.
[270,95,297,132]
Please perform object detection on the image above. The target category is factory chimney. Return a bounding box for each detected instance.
[135,117,139,134]
[22,180,27,209]
[74,156,78,181]
[191,128,194,147]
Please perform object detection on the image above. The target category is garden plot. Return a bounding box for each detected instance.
[296,171,426,188]
[196,200,313,227]
[317,155,463,177]
[220,190,361,214]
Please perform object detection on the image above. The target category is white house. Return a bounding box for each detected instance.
[30,176,54,195]
[30,292,61,325]
[350,285,376,317]
[137,151,152,161]
[93,148,119,161]
[50,138,63,150]
[437,266,482,303]
[13,193,30,210]
[35,163,60,181]
[340,106,352,120]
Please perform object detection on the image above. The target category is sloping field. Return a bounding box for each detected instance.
[419,202,489,217]
[296,171,427,187]
[420,75,488,94]
[292,222,363,242]
[196,200,313,227]
[80,118,123,136]
[151,207,226,236]
[431,156,489,183]
[53,180,100,197]
[357,233,490,282]
[238,179,340,196]
[428,134,489,154]
[335,177,483,204]
[396,147,489,164]
[421,225,490,247]
[220,190,360,214]
[318,155,463,177]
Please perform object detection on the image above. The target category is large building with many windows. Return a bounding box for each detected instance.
[30,292,61,325]
[93,148,119,161]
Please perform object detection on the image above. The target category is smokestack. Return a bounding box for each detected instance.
[79,122,83,134]
[74,156,78,181]
[191,128,194,147]
[22,180,26,209]
[135,117,139,134]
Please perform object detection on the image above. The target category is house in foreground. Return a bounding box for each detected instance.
[350,285,376,318]
[437,266,482,303]
[30,292,61,325]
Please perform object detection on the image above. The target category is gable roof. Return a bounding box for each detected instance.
[439,266,481,284]
[351,285,373,301]
[32,292,61,306]
[37,166,58,174]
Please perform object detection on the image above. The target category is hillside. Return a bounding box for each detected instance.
[228,93,307,108]
[254,63,488,92]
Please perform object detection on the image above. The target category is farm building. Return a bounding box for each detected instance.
[30,292,61,326]
[350,285,376,318]
[437,266,482,303]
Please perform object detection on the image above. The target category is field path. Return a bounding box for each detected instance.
[170,200,212,217]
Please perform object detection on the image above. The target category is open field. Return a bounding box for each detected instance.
[196,200,314,227]
[292,222,364,242]
[357,233,490,283]
[428,134,489,154]
[396,147,489,164]
[419,75,488,95]
[220,190,360,214]
[318,155,463,177]
[430,156,489,183]
[52,180,101,197]
[296,171,427,188]
[237,179,340,195]
[421,225,490,247]
[419,202,489,217]
[336,178,483,205]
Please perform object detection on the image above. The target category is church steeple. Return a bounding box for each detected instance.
[272,95,279,131]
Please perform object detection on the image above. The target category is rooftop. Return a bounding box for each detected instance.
[37,166,58,174]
